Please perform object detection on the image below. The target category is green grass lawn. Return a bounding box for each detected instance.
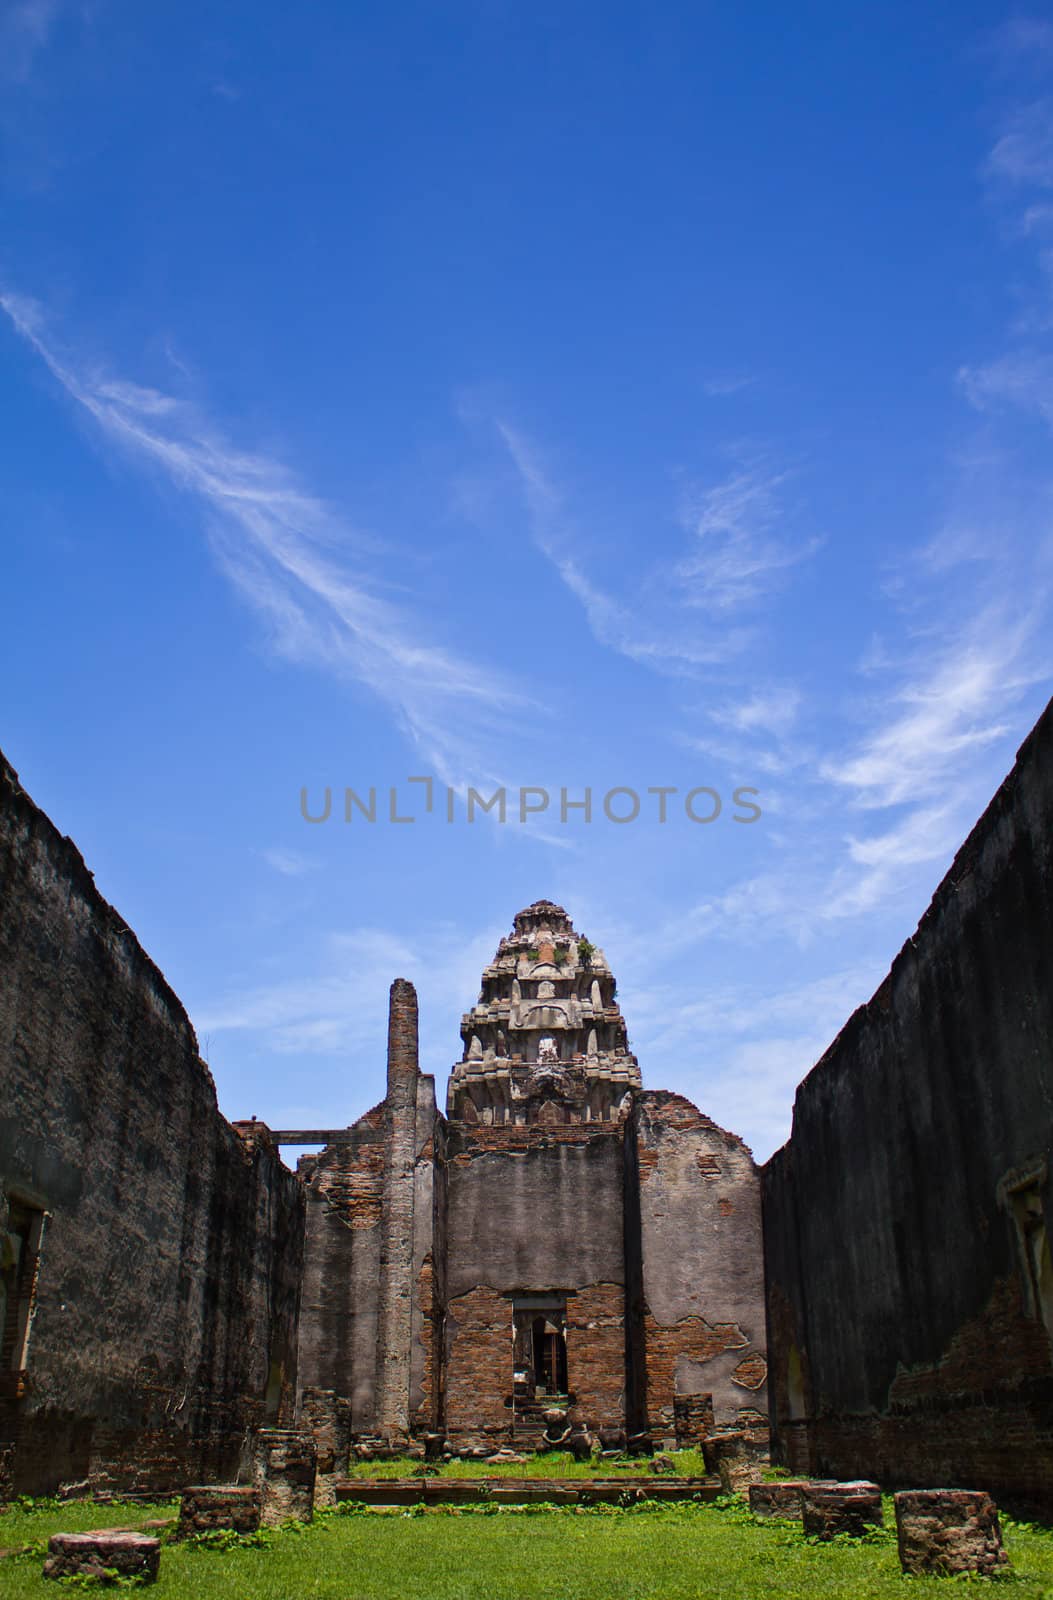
[4,1496,1053,1599]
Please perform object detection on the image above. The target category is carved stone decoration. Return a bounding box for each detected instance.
[446,901,641,1124]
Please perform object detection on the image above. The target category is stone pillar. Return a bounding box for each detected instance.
[801,1481,883,1539]
[300,1388,352,1508]
[375,979,419,1446]
[894,1490,1009,1576]
[253,1429,317,1525]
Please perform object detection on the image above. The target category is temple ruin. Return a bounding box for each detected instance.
[293,901,766,1451]
[2,692,1053,1509]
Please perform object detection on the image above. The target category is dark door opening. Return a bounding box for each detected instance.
[512,1295,568,1399]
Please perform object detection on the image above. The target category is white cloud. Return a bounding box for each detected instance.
[959,351,1053,426]
[677,465,822,613]
[1,292,524,782]
[261,847,315,877]
[709,687,801,737]
[986,99,1053,189]
[496,421,771,670]
[702,373,756,398]
[820,620,1038,808]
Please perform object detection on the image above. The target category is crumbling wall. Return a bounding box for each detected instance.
[295,981,439,1442]
[443,1123,627,1440]
[294,1114,384,1432]
[763,698,1053,1512]
[634,1092,766,1440]
[0,754,304,1495]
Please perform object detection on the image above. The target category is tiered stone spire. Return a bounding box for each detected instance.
[446,900,641,1125]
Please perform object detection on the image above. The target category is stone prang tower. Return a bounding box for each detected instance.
[446,900,641,1126]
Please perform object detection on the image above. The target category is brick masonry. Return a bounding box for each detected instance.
[762,696,1053,1513]
[635,1093,767,1435]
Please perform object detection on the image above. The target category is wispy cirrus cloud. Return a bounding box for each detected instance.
[496,422,812,672]
[1,291,523,781]
[677,463,822,613]
[958,350,1053,422]
[261,846,316,878]
[821,619,1038,809]
[701,372,756,398]
[986,98,1053,189]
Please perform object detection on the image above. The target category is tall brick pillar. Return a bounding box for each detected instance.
[375,978,419,1443]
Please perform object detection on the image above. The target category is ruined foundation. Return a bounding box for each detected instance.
[43,1532,161,1583]
[894,1489,1009,1576]
[253,1430,317,1525]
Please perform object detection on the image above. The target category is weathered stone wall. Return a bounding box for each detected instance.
[634,1092,766,1439]
[0,754,304,1495]
[763,699,1053,1512]
[442,1122,627,1439]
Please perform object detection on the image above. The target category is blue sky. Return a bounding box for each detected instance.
[3,2,1053,1160]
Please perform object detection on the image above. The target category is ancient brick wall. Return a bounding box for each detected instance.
[762,699,1053,1512]
[633,1092,767,1440]
[294,1114,384,1432]
[295,982,439,1442]
[0,754,304,1496]
[442,1123,628,1440]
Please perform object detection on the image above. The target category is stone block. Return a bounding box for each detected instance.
[43,1531,160,1583]
[749,1480,812,1518]
[801,1481,883,1538]
[702,1430,746,1475]
[253,1428,317,1524]
[894,1489,1009,1576]
[177,1485,261,1537]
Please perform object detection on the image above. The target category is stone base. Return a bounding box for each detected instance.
[749,1480,813,1518]
[177,1485,261,1537]
[894,1489,1009,1576]
[43,1531,161,1583]
[801,1481,883,1538]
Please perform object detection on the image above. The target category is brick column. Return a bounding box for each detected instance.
[299,1387,351,1507]
[375,979,419,1444]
